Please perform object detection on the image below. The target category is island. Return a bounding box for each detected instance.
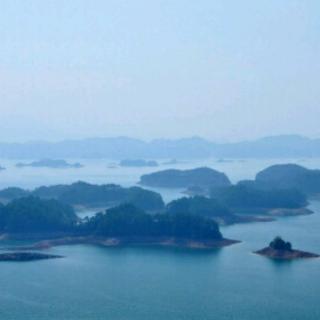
[0,196,78,233]
[162,159,179,165]
[238,164,320,196]
[0,252,63,262]
[139,167,231,189]
[254,237,319,259]
[166,196,252,225]
[0,180,311,227]
[0,182,165,212]
[209,184,310,217]
[16,159,83,169]
[119,159,158,167]
[0,198,239,250]
[183,184,311,222]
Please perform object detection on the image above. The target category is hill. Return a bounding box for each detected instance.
[139,167,231,189]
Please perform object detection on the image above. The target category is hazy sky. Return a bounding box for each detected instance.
[0,0,319,142]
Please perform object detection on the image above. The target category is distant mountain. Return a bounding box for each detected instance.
[0,135,319,159]
[214,135,320,158]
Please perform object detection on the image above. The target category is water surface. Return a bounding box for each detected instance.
[0,158,319,319]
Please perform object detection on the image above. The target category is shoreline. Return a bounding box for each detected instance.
[1,235,240,250]
[254,247,320,260]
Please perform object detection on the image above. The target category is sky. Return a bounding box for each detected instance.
[0,0,319,142]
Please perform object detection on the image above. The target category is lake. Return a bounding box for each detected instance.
[0,158,319,319]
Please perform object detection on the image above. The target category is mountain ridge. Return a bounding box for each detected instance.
[0,135,319,159]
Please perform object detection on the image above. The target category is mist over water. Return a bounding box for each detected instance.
[1,0,320,318]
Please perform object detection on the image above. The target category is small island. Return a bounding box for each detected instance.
[16,159,83,169]
[119,159,158,167]
[0,252,63,262]
[139,167,231,189]
[254,237,319,259]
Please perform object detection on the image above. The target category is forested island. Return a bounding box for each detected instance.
[16,159,83,169]
[165,196,252,225]
[239,164,320,196]
[139,167,231,189]
[0,182,164,211]
[119,159,158,167]
[209,185,310,217]
[179,165,316,220]
[254,237,319,259]
[0,197,238,250]
[0,162,318,258]
[0,172,313,228]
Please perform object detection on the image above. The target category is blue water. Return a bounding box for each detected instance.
[0,158,319,319]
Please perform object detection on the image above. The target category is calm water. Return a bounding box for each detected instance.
[0,158,320,319]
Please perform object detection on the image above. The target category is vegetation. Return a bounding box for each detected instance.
[0,187,30,201]
[166,196,231,218]
[0,252,63,261]
[0,197,222,241]
[0,197,78,233]
[269,237,292,251]
[210,185,307,210]
[139,167,231,188]
[255,164,320,194]
[84,204,223,240]
[0,182,165,211]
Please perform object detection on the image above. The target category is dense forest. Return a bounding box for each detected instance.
[238,164,320,195]
[0,197,223,241]
[83,204,222,240]
[0,182,164,211]
[210,185,307,210]
[0,197,77,233]
[139,167,231,188]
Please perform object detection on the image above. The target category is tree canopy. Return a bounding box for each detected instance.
[269,236,292,251]
[84,203,222,240]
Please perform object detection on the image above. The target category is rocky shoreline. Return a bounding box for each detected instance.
[5,235,240,250]
[0,252,63,262]
[254,247,319,260]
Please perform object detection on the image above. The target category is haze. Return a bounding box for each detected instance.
[0,0,319,142]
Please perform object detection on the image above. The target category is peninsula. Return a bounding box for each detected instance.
[0,252,63,262]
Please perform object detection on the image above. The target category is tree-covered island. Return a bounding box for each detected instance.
[0,197,238,250]
[254,236,319,259]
